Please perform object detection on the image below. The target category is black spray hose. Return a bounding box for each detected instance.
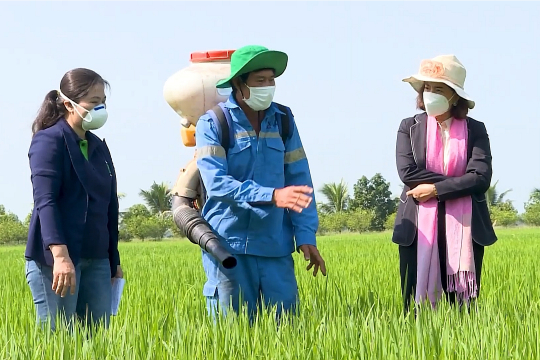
[172,196,237,269]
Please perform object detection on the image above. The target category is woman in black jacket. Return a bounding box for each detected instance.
[393,55,497,314]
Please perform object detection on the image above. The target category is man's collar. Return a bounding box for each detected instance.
[225,94,240,109]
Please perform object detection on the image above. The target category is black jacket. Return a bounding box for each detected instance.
[392,112,497,247]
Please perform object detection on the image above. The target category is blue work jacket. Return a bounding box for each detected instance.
[195,95,318,258]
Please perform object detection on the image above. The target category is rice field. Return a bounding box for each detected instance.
[1,228,540,360]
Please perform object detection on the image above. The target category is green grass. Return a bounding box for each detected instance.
[2,228,540,359]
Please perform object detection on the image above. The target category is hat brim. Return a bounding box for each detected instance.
[216,50,288,89]
[403,74,475,109]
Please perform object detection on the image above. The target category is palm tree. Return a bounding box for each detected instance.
[486,180,512,210]
[318,179,349,214]
[117,192,126,200]
[139,182,172,215]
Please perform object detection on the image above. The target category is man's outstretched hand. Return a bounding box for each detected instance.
[273,186,313,213]
[299,244,327,277]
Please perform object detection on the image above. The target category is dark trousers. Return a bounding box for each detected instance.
[398,202,485,313]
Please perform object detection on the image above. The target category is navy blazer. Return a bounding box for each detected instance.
[25,119,120,277]
[392,112,497,248]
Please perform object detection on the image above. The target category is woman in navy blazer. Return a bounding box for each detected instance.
[25,68,123,331]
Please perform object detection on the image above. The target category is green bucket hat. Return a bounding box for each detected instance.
[216,45,288,89]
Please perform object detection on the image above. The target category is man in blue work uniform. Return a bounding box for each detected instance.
[195,45,326,320]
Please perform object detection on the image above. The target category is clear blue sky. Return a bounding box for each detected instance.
[1,1,538,220]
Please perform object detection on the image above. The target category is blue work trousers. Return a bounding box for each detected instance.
[202,251,299,321]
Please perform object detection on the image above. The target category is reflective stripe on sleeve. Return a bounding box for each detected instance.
[285,147,307,164]
[196,145,226,159]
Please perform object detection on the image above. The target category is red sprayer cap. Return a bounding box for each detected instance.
[190,50,235,63]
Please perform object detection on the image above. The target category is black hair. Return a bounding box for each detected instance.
[32,68,109,135]
[231,72,252,97]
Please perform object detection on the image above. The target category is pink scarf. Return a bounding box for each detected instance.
[416,116,476,307]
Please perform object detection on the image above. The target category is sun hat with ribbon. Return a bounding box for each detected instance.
[402,54,475,109]
[216,45,288,89]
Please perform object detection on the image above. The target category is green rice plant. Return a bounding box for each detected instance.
[1,228,539,359]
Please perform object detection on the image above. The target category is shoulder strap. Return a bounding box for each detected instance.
[201,103,234,205]
[207,103,234,155]
[208,102,293,151]
[275,103,294,144]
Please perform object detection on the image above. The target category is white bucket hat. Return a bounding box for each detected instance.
[403,54,475,109]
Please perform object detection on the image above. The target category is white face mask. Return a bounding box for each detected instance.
[243,85,275,111]
[60,91,108,131]
[423,91,455,117]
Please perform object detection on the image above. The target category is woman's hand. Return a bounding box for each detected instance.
[50,245,76,297]
[111,265,124,285]
[406,184,437,203]
[114,265,123,278]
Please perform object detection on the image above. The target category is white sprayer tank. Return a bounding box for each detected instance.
[163,50,234,147]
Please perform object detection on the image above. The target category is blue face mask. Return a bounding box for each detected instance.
[59,90,108,130]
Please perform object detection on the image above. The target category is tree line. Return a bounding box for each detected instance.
[1,175,540,244]
[317,174,540,234]
[0,182,180,245]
